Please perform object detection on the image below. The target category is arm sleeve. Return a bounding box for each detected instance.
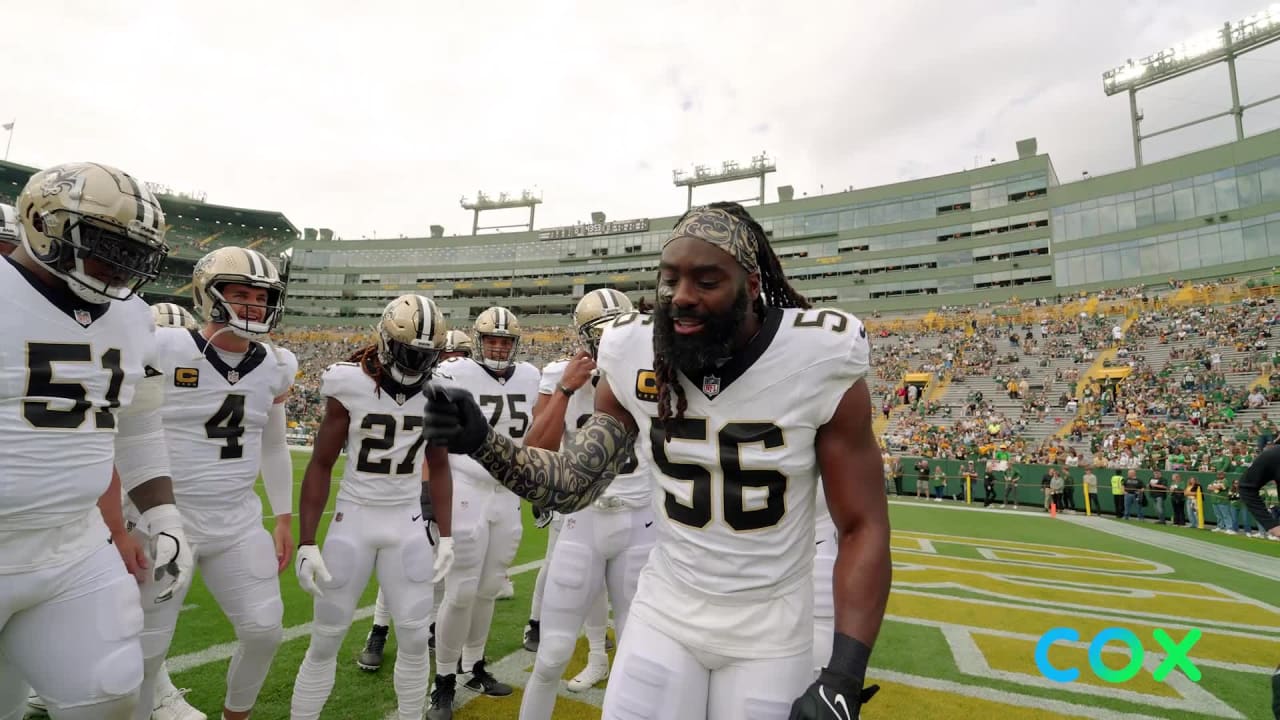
[261,400,293,517]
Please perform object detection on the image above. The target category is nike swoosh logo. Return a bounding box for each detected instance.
[644,521,653,528]
[412,514,423,522]
[819,687,852,720]
[815,539,826,546]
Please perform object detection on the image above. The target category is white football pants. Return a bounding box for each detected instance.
[373,519,442,629]
[290,500,435,720]
[812,526,838,676]
[0,542,143,720]
[435,478,522,674]
[519,501,656,720]
[132,524,284,720]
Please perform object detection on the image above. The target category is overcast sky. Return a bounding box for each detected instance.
[7,1,1280,239]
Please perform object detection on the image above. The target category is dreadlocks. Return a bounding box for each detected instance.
[655,201,811,429]
[347,343,386,397]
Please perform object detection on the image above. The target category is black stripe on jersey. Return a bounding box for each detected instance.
[5,255,109,324]
[188,328,267,384]
[690,306,783,401]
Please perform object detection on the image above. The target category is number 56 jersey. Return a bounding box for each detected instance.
[596,306,870,657]
[152,327,297,545]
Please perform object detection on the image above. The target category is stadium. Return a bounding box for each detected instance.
[7,8,1280,720]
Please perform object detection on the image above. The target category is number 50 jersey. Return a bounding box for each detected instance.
[596,307,870,656]
[152,327,297,544]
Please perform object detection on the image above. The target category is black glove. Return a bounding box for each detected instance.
[422,384,489,455]
[788,669,879,720]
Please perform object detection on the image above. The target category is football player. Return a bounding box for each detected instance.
[0,162,192,720]
[291,295,454,720]
[356,328,474,671]
[0,202,21,255]
[423,202,890,720]
[812,484,837,675]
[518,289,657,720]
[130,247,298,720]
[427,307,540,719]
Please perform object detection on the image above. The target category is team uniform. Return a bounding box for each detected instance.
[812,484,837,675]
[129,327,296,719]
[291,358,438,720]
[594,306,870,720]
[0,257,156,719]
[433,355,539,682]
[519,361,657,720]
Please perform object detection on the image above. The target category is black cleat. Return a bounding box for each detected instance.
[427,673,455,720]
[356,624,389,671]
[462,659,512,696]
[523,619,540,652]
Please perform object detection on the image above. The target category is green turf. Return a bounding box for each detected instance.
[164,466,1274,719]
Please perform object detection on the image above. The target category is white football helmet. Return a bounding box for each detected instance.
[191,246,286,340]
[151,302,198,330]
[573,288,633,358]
[0,203,22,253]
[377,294,447,384]
[473,306,521,373]
[17,162,168,302]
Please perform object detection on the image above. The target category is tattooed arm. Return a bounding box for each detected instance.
[426,376,639,513]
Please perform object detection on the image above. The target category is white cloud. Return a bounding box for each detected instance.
[4,0,1278,238]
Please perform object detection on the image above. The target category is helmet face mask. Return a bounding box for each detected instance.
[192,247,286,341]
[377,294,447,385]
[573,289,633,359]
[18,163,169,304]
[473,307,521,373]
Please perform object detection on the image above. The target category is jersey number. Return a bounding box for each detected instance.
[23,342,124,429]
[577,412,639,474]
[650,418,787,532]
[478,394,529,438]
[205,394,248,459]
[356,413,426,475]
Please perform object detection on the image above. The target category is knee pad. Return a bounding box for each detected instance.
[303,622,348,663]
[445,572,480,608]
[235,596,285,652]
[534,630,576,670]
[475,567,507,601]
[395,622,431,657]
[400,533,435,586]
[450,526,483,571]
[83,642,143,708]
[318,537,357,593]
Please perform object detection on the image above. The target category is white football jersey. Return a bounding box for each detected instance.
[0,257,157,573]
[151,328,297,543]
[815,481,836,542]
[597,307,869,653]
[539,359,651,506]
[323,359,431,506]
[434,356,540,488]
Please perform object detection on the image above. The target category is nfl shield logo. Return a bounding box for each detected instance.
[73,309,92,327]
[227,370,240,385]
[702,374,721,397]
[395,393,406,405]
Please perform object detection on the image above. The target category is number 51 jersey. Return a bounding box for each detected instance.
[151,327,297,544]
[596,306,870,657]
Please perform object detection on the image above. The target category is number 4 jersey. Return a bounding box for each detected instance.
[433,356,540,489]
[596,306,870,657]
[153,327,297,544]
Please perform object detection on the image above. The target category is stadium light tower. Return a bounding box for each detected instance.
[459,189,543,235]
[672,153,777,209]
[1102,5,1280,166]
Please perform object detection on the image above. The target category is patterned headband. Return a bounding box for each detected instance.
[664,206,759,275]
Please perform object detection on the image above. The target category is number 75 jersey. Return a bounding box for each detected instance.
[432,357,541,488]
[596,307,870,599]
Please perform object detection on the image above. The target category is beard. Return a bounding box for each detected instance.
[654,285,750,375]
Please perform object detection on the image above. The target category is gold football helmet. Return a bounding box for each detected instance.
[17,162,168,302]
[573,288,633,358]
[473,306,521,372]
[151,302,198,330]
[191,246,286,340]
[443,329,473,357]
[377,294,447,382]
[0,203,22,253]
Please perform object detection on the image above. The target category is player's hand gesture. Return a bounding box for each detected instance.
[273,518,295,573]
[143,504,195,604]
[422,384,490,455]
[295,544,332,598]
[560,350,596,392]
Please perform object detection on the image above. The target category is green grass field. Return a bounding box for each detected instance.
[151,452,1276,719]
